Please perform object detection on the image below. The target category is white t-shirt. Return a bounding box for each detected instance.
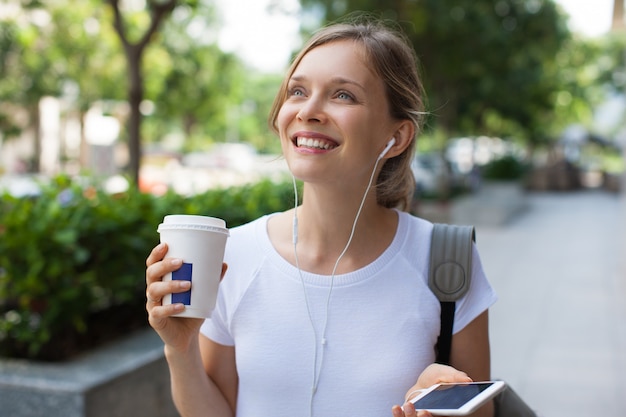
[201,211,497,417]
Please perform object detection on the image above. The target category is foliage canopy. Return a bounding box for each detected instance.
[298,0,574,145]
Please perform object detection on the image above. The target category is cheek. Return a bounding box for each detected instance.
[275,104,294,135]
[275,107,295,156]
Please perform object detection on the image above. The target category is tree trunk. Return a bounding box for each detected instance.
[106,0,178,187]
[32,103,41,173]
[612,0,625,31]
[126,44,143,186]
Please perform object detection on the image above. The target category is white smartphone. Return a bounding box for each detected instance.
[409,381,506,416]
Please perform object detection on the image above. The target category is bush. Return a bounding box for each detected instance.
[0,175,294,360]
[481,155,529,181]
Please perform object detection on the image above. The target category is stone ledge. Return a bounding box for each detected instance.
[0,329,178,417]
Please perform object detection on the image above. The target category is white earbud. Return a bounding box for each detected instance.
[378,137,396,160]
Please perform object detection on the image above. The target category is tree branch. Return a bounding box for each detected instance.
[137,0,178,51]
[106,0,130,49]
[106,0,178,52]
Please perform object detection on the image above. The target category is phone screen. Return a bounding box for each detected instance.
[412,382,493,410]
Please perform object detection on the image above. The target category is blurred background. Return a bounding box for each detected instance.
[0,0,624,197]
[0,1,625,417]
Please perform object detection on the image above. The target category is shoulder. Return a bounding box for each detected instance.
[395,210,435,252]
[382,210,435,284]
[228,215,269,237]
[397,209,433,228]
[221,215,274,284]
[226,215,272,250]
[210,216,274,323]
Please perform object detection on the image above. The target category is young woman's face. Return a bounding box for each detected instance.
[276,40,398,185]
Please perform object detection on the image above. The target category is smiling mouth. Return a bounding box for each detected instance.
[295,137,338,150]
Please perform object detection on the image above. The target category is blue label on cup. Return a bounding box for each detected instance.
[172,262,192,305]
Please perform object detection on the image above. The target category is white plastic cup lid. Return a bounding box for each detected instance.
[157,215,229,235]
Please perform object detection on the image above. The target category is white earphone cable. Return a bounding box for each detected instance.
[292,150,386,416]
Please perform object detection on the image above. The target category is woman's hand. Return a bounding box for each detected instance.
[391,363,473,417]
[145,242,227,352]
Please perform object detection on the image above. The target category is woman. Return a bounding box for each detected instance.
[146,16,497,417]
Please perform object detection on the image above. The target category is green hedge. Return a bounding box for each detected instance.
[0,175,295,359]
[481,155,529,181]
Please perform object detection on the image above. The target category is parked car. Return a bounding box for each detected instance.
[411,153,449,194]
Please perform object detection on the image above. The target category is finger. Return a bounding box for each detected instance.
[440,366,472,383]
[146,280,191,306]
[148,302,186,327]
[405,389,426,403]
[417,363,472,387]
[146,295,162,305]
[146,257,183,285]
[435,365,471,383]
[391,405,404,417]
[220,263,228,281]
[403,402,417,417]
[146,242,168,267]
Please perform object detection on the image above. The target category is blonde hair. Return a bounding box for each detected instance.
[269,16,426,210]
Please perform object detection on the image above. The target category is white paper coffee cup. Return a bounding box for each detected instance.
[157,215,229,318]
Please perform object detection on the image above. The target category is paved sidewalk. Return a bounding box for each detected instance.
[474,191,626,417]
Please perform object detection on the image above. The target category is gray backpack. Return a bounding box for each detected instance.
[429,223,537,417]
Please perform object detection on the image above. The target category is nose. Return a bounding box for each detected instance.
[296,95,326,123]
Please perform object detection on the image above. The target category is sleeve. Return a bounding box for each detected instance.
[199,283,235,346]
[452,243,498,334]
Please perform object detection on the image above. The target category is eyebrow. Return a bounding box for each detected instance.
[289,75,366,92]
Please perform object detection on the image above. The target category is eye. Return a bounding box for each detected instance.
[288,86,305,97]
[336,91,355,101]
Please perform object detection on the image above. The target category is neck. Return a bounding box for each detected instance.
[272,157,396,275]
[291,183,396,275]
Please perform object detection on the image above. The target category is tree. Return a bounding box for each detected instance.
[47,1,126,169]
[149,6,245,149]
[1,0,279,178]
[298,0,571,149]
[0,1,64,172]
[0,0,126,173]
[145,4,285,154]
[0,18,25,141]
[105,0,187,185]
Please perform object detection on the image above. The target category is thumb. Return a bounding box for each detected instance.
[417,363,472,388]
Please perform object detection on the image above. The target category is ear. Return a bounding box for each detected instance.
[382,120,415,159]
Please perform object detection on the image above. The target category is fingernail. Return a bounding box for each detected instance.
[173,303,185,312]
[171,258,182,266]
[179,280,191,289]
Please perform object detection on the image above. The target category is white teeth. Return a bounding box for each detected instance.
[296,137,333,150]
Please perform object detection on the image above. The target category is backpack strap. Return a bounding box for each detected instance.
[429,223,475,364]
